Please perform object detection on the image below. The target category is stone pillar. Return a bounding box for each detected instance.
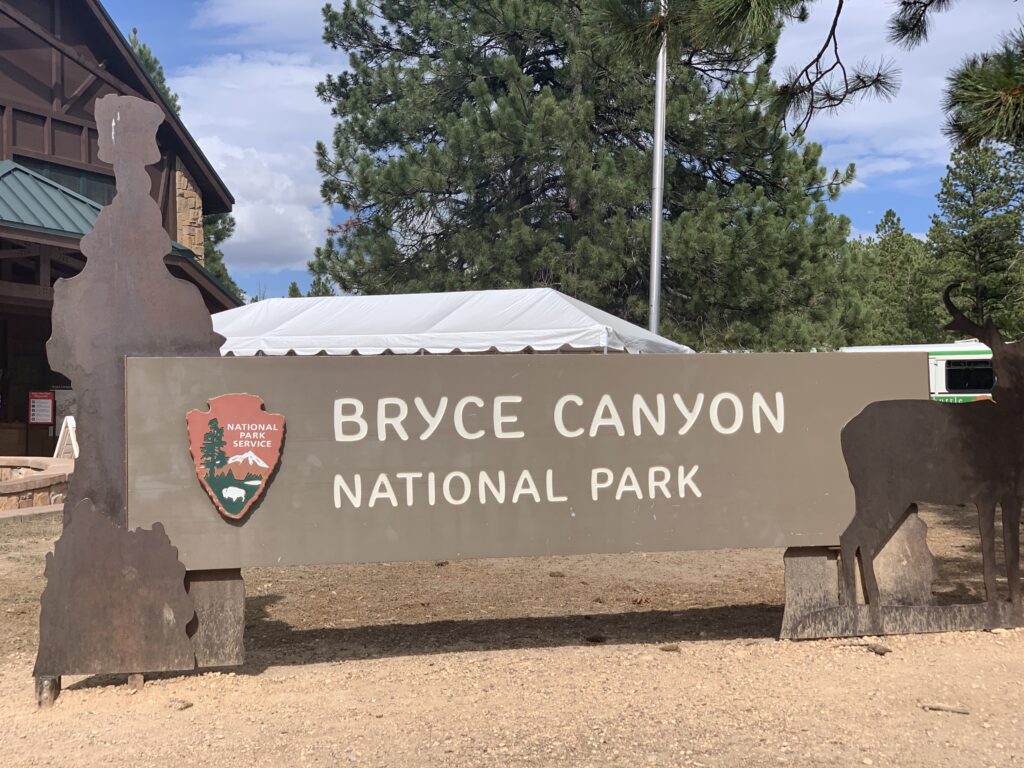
[174,159,205,260]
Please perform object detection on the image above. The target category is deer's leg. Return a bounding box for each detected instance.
[978,500,999,603]
[1002,496,1022,605]
[839,534,859,607]
[860,544,882,607]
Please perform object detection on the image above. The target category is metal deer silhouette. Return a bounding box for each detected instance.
[840,284,1021,607]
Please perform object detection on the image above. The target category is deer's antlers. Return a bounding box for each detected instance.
[943,283,1003,348]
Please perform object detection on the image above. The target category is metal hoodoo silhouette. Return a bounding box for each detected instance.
[35,94,230,702]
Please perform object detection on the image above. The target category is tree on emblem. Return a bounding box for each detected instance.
[201,418,228,480]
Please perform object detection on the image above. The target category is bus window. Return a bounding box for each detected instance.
[945,359,994,392]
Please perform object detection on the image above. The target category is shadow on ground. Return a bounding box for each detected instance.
[67,598,782,690]
[237,597,783,674]
[922,504,1011,605]
[64,504,1011,691]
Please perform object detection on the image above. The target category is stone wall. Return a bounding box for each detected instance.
[175,158,205,260]
[0,480,67,511]
[0,457,72,512]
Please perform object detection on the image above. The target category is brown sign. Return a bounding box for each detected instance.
[125,353,927,570]
[186,394,285,521]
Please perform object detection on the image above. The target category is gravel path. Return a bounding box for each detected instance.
[1,508,1021,767]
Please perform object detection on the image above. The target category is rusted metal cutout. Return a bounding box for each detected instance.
[35,94,240,694]
[46,94,226,528]
[34,500,196,677]
[840,285,1022,610]
[186,394,285,521]
[775,283,1024,638]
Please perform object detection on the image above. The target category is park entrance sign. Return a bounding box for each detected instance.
[34,94,1024,709]
[126,353,925,570]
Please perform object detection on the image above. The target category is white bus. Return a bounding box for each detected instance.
[840,340,993,403]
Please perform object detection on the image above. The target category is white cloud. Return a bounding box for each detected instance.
[192,0,326,50]
[775,0,1017,187]
[169,51,338,271]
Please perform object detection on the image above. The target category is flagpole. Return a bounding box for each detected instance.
[648,0,668,333]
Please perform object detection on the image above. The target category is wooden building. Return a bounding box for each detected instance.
[0,0,239,455]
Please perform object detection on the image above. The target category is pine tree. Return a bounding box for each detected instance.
[312,0,855,350]
[307,273,335,297]
[287,281,303,297]
[201,418,228,479]
[128,29,241,299]
[128,28,180,115]
[852,211,943,345]
[202,212,242,297]
[928,146,1024,336]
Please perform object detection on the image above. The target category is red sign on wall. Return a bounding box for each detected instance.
[28,391,55,425]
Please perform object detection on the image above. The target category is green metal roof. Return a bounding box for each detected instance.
[0,160,240,304]
[0,159,101,238]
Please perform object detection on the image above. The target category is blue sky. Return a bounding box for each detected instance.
[101,1,1017,299]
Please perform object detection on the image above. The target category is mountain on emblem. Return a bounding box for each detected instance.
[185,394,285,521]
[228,451,270,469]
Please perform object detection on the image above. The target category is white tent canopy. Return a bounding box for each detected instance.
[213,288,692,356]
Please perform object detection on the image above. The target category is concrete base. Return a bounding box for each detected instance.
[186,569,245,668]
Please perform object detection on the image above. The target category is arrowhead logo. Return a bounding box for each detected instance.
[186,394,285,522]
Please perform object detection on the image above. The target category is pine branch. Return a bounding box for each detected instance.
[887,0,957,49]
[943,29,1024,148]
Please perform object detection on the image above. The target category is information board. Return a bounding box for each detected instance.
[28,391,55,425]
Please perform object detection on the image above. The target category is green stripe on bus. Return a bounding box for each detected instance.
[931,394,992,403]
[926,350,990,357]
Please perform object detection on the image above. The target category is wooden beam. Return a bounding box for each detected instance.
[0,2,134,97]
[0,242,82,271]
[14,146,111,177]
[0,96,92,129]
[60,74,97,116]
[156,156,169,212]
[0,224,79,250]
[51,0,62,112]
[166,253,241,311]
[2,105,11,161]
[0,257,34,274]
[0,279,51,302]
[0,250,36,260]
[46,251,83,271]
[38,253,50,286]
[0,243,43,258]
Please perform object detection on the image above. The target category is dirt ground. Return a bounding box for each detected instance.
[1,506,1023,767]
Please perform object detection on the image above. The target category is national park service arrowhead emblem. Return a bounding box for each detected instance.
[186,394,285,521]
